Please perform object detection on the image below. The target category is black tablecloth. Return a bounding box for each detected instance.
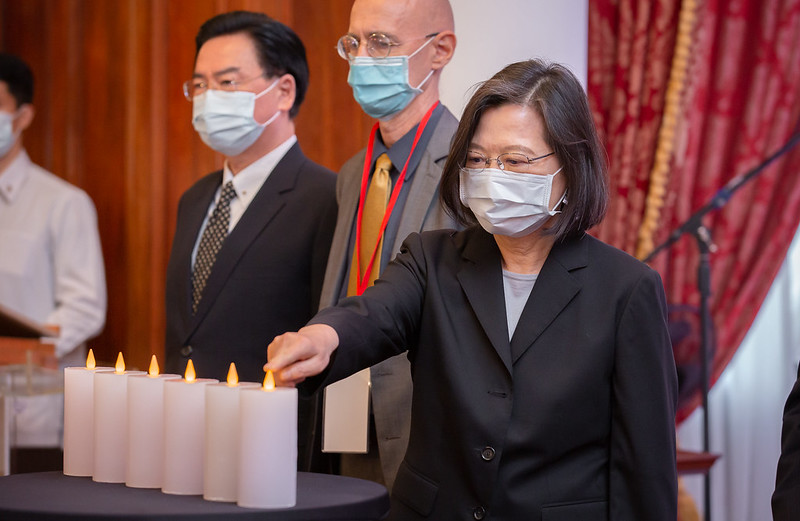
[0,471,389,520]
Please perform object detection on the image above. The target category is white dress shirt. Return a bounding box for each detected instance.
[190,135,297,269]
[0,150,106,446]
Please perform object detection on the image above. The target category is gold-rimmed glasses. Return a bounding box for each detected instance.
[336,32,439,61]
[462,151,556,175]
[182,73,268,101]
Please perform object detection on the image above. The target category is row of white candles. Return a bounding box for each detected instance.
[63,350,297,509]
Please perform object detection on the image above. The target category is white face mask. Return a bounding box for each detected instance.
[459,167,566,237]
[0,111,20,158]
[191,79,280,157]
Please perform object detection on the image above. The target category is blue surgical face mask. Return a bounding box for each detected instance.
[347,37,435,120]
[0,111,21,158]
[192,79,280,157]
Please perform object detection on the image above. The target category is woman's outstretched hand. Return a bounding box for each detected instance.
[264,324,339,387]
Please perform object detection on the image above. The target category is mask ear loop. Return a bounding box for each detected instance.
[408,35,436,58]
[550,190,568,214]
[253,78,282,127]
[253,78,280,100]
[9,107,23,129]
[255,110,281,128]
[408,36,437,91]
[548,167,567,214]
[414,70,435,90]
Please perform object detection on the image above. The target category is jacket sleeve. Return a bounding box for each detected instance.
[308,232,428,389]
[610,268,678,520]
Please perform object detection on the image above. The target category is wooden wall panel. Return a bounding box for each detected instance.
[0,0,370,372]
[293,0,374,170]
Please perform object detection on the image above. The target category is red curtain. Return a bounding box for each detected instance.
[588,0,800,421]
[588,0,681,253]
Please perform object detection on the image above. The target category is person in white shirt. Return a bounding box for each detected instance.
[0,52,106,453]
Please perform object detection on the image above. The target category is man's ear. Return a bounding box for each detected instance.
[276,74,296,113]
[15,104,35,133]
[430,31,456,71]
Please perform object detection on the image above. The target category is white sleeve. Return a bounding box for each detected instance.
[45,190,107,357]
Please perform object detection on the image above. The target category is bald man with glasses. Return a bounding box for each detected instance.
[314,0,459,491]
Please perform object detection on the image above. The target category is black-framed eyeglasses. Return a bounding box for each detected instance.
[182,73,269,101]
[461,151,555,175]
[336,32,439,60]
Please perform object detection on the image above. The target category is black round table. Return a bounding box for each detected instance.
[0,472,389,520]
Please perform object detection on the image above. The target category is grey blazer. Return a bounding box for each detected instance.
[318,107,460,489]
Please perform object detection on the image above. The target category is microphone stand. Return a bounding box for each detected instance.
[644,128,800,521]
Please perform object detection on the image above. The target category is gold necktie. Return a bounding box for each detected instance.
[348,153,392,296]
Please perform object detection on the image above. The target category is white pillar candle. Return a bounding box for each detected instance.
[162,360,217,495]
[63,350,113,477]
[204,363,259,502]
[93,353,145,483]
[126,355,180,488]
[237,372,298,509]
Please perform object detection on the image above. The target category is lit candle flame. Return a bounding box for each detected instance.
[86,349,96,370]
[227,363,239,386]
[262,370,275,391]
[185,359,196,383]
[115,352,125,374]
[148,355,159,377]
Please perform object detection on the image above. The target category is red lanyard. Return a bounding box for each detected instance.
[354,101,439,295]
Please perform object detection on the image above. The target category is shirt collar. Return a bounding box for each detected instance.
[222,135,297,204]
[372,103,444,181]
[0,149,31,205]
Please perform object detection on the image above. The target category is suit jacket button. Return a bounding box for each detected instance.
[472,506,486,520]
[481,446,496,461]
[180,345,193,357]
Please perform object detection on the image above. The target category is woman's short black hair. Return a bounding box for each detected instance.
[195,11,308,119]
[440,59,608,241]
[0,53,34,107]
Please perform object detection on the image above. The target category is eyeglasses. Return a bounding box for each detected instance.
[462,151,555,175]
[336,32,439,60]
[182,73,269,101]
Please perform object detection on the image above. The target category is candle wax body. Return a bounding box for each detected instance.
[63,366,113,476]
[238,386,298,509]
[204,382,259,502]
[162,377,218,495]
[126,373,180,488]
[93,370,146,483]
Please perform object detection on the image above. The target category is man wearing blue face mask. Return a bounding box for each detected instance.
[314,0,458,492]
[164,12,337,470]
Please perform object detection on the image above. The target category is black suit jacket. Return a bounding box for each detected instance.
[309,227,678,520]
[165,143,336,383]
[773,363,800,520]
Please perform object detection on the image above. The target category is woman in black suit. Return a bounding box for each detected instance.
[267,59,678,520]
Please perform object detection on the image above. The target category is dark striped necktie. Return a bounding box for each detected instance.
[191,181,236,313]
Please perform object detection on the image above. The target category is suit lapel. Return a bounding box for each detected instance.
[509,235,587,364]
[186,144,305,337]
[456,229,513,375]
[392,108,458,252]
[318,149,364,308]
